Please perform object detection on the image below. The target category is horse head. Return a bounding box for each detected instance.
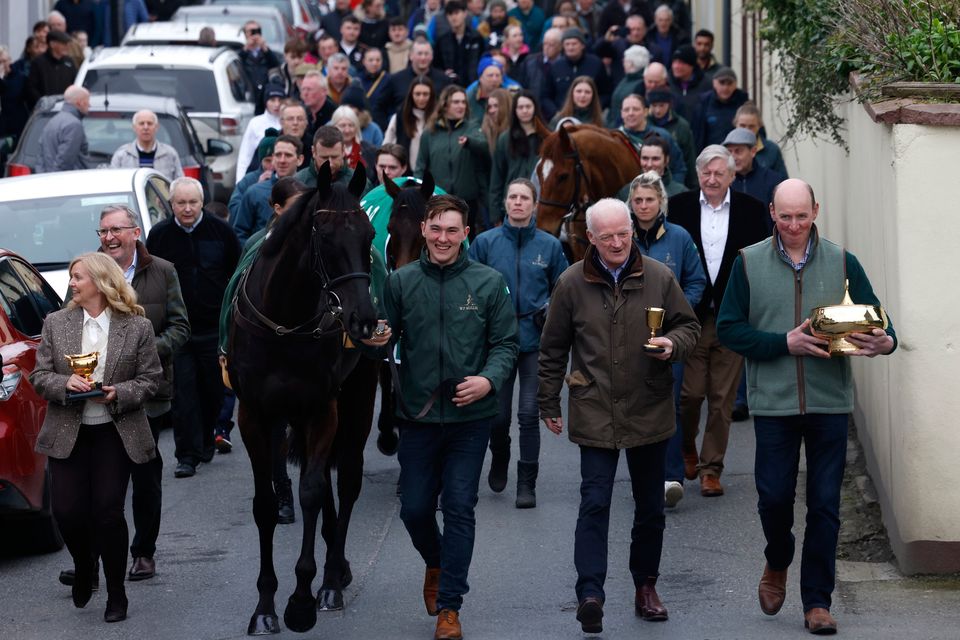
[536,124,583,237]
[262,161,377,341]
[384,170,434,270]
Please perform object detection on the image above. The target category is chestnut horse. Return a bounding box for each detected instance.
[536,124,643,261]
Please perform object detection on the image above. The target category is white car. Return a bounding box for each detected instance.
[76,45,255,201]
[203,0,320,36]
[0,169,173,297]
[173,5,294,52]
[122,21,247,50]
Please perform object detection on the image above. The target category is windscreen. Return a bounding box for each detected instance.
[83,68,220,113]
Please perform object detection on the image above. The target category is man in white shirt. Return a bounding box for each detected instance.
[665,145,768,497]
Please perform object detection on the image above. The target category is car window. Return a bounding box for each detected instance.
[9,259,62,321]
[0,193,138,268]
[226,60,251,103]
[83,68,221,113]
[145,180,172,227]
[0,259,45,337]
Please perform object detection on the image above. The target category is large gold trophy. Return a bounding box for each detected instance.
[809,280,888,356]
[643,307,666,354]
[65,352,106,402]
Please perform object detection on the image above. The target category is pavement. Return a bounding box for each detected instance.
[2,388,959,640]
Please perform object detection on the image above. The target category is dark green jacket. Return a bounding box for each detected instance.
[294,162,373,196]
[489,130,541,224]
[383,247,518,424]
[415,118,490,202]
[717,227,897,416]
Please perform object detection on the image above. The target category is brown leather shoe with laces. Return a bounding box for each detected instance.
[434,608,463,640]
[423,566,441,616]
[758,563,788,615]
[804,607,837,635]
[635,577,668,621]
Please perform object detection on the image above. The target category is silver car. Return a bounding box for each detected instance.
[0,169,173,297]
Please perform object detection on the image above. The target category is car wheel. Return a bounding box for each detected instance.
[19,466,64,554]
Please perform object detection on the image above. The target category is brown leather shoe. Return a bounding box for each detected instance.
[804,607,837,635]
[128,557,156,581]
[635,577,668,621]
[683,448,699,480]
[434,608,463,640]
[758,563,788,615]
[575,596,603,633]
[700,475,724,497]
[423,566,441,616]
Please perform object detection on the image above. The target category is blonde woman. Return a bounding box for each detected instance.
[31,253,162,624]
[481,88,513,153]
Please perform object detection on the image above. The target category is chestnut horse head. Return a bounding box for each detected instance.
[536,124,643,261]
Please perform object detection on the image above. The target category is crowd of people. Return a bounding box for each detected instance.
[6,1,902,639]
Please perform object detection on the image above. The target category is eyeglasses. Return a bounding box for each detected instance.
[95,226,137,237]
[247,27,262,36]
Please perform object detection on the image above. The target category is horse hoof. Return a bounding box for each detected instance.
[247,613,281,635]
[283,594,318,632]
[376,429,398,456]
[316,588,344,611]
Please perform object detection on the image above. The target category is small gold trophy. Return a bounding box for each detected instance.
[65,352,105,402]
[809,280,888,356]
[643,307,666,353]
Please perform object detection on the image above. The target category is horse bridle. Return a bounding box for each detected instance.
[537,135,595,245]
[235,208,371,340]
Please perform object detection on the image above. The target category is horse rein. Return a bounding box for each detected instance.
[234,208,371,340]
[537,136,594,247]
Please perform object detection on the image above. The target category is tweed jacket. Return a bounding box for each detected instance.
[30,306,162,464]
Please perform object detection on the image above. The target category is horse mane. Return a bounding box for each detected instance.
[539,124,631,162]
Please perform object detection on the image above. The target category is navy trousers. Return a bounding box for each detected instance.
[753,413,848,611]
[575,440,668,602]
[397,418,491,612]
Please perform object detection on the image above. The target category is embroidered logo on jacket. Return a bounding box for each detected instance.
[459,294,479,311]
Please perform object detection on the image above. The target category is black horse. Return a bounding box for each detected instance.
[227,163,376,635]
[372,172,435,455]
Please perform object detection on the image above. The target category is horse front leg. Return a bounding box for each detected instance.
[319,358,378,610]
[238,403,282,635]
[283,401,337,632]
[376,360,399,455]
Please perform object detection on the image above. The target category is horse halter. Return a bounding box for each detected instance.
[310,207,372,305]
[537,135,596,226]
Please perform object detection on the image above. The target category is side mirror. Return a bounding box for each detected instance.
[206,139,233,156]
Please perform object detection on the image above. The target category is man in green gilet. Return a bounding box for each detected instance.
[717,178,897,636]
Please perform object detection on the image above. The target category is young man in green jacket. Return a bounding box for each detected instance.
[382,194,518,640]
[717,179,896,635]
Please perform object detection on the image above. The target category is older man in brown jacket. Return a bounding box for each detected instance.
[538,198,700,635]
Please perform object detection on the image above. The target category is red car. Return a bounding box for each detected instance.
[0,249,64,553]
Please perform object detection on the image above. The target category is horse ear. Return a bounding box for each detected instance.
[349,162,367,199]
[420,170,435,200]
[557,125,574,152]
[383,172,401,199]
[317,160,333,198]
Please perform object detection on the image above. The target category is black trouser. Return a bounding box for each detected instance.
[130,412,168,559]
[173,333,223,466]
[50,423,132,600]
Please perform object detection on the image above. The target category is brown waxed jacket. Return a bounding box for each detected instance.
[30,307,162,464]
[538,245,700,449]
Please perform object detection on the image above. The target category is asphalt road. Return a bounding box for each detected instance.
[2,385,959,640]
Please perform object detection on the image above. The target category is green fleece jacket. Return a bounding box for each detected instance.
[415,117,490,202]
[383,247,518,424]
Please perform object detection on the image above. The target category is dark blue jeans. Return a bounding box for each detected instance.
[753,413,848,612]
[575,440,668,602]
[397,418,491,612]
[490,350,540,462]
[664,362,685,483]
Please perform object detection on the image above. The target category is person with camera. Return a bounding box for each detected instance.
[467,178,567,508]
[381,194,518,640]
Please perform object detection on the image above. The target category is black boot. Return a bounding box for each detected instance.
[515,461,538,509]
[275,478,295,524]
[487,435,510,493]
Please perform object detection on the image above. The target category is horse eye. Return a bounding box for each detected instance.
[557,173,569,182]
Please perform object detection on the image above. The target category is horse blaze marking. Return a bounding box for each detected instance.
[541,159,553,181]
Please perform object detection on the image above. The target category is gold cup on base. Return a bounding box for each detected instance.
[809,280,888,356]
[64,352,105,402]
[643,307,666,354]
